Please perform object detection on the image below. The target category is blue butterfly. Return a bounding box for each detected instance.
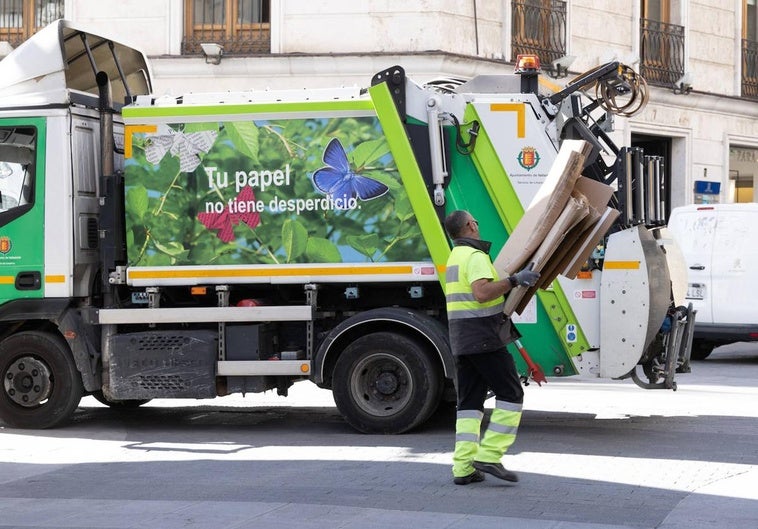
[313,138,389,203]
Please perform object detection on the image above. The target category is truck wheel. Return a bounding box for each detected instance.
[92,391,152,409]
[690,341,714,360]
[332,332,442,434]
[0,331,83,429]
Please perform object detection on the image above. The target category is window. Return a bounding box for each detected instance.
[746,0,757,40]
[511,0,566,65]
[183,0,270,55]
[0,126,36,228]
[640,0,684,86]
[0,0,63,48]
[642,0,670,23]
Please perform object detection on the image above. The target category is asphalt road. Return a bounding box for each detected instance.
[1,343,757,529]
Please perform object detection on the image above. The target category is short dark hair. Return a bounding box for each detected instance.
[444,210,470,239]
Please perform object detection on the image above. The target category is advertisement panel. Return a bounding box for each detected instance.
[125,116,431,268]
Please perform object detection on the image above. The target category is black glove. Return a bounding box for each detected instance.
[510,264,540,288]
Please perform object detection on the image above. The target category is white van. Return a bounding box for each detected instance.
[667,203,758,359]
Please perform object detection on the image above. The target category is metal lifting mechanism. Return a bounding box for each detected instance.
[425,95,448,206]
[616,148,667,228]
[510,54,693,390]
[628,303,695,390]
[407,54,692,392]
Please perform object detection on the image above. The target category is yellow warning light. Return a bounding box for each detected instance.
[191,286,208,295]
[515,54,541,73]
[300,363,310,373]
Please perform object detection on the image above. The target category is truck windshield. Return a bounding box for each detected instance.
[0,127,35,226]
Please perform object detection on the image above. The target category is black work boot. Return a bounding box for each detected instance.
[453,469,485,485]
[472,461,519,482]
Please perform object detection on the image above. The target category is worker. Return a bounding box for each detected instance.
[443,210,540,485]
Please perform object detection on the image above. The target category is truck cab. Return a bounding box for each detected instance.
[0,21,152,427]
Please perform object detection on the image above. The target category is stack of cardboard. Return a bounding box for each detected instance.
[493,139,621,316]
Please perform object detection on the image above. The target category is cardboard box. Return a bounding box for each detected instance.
[493,140,620,316]
[504,195,589,315]
[493,139,592,276]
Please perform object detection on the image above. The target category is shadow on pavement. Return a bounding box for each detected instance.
[2,399,756,467]
[0,457,729,528]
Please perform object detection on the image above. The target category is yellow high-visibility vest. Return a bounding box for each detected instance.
[445,245,503,320]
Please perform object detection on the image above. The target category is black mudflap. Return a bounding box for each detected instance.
[106,330,217,400]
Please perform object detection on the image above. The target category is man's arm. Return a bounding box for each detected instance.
[471,277,512,303]
[471,265,541,303]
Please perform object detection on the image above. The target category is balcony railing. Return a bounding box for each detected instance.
[182,0,270,55]
[743,39,758,99]
[511,0,566,66]
[182,25,270,55]
[640,18,685,87]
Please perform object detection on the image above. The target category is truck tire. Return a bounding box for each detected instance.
[92,391,152,409]
[0,331,83,429]
[332,331,442,434]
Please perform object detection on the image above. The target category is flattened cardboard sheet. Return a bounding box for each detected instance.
[492,142,620,316]
[504,195,589,315]
[493,140,592,275]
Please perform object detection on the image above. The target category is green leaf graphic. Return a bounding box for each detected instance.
[346,233,380,259]
[306,237,342,263]
[351,138,390,167]
[282,218,308,263]
[126,185,149,222]
[225,121,260,164]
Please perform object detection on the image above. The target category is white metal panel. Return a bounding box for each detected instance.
[125,262,439,287]
[43,113,75,298]
[655,226,688,309]
[216,360,311,376]
[0,20,152,108]
[599,227,651,378]
[557,272,602,349]
[177,87,364,105]
[571,349,600,377]
[667,205,717,323]
[97,305,312,324]
[471,97,558,209]
[710,205,758,324]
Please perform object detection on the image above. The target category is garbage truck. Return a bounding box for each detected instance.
[0,20,694,433]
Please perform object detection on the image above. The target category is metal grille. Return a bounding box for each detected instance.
[135,375,187,391]
[511,0,566,65]
[640,18,685,87]
[743,39,758,99]
[183,0,270,55]
[135,334,192,352]
[0,0,63,48]
[86,217,99,250]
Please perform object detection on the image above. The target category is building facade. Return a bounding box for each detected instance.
[2,0,757,209]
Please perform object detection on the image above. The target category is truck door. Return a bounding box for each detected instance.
[668,206,715,324]
[0,121,45,304]
[710,205,758,325]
